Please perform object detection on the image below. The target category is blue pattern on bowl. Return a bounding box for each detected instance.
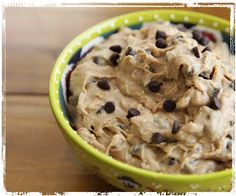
[68,48,82,65]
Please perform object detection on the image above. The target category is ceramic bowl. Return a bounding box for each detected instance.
[49,9,233,192]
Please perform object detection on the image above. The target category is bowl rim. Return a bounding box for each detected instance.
[49,9,232,182]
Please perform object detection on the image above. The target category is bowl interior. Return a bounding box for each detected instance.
[49,9,233,182]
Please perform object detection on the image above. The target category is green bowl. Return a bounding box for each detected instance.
[49,9,233,192]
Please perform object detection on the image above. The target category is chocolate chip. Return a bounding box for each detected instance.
[226,141,232,151]
[147,81,160,93]
[91,125,95,130]
[191,47,200,58]
[201,46,211,53]
[110,53,120,66]
[89,130,95,135]
[216,160,223,165]
[226,134,232,139]
[151,132,166,144]
[155,38,167,49]
[104,101,115,114]
[127,108,140,119]
[208,96,221,110]
[168,157,176,166]
[192,30,203,41]
[125,47,136,56]
[172,120,180,134]
[155,30,167,39]
[229,80,235,91]
[163,100,176,112]
[93,56,100,64]
[109,45,122,53]
[192,30,210,46]
[198,36,210,46]
[167,138,178,143]
[229,120,234,126]
[97,79,110,90]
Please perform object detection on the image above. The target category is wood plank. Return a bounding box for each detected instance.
[5,95,119,192]
[5,7,230,94]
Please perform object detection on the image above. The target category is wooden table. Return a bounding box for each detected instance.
[5,6,230,193]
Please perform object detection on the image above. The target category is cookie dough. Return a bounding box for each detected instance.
[68,21,234,174]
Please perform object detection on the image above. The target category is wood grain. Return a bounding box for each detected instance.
[5,7,230,94]
[4,6,230,192]
[5,95,118,192]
